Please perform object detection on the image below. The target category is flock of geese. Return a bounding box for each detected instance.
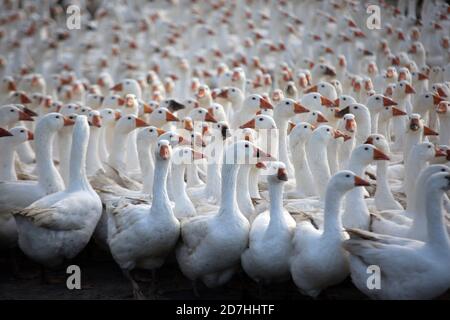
[1,0,450,300]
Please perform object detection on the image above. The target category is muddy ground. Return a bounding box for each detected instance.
[0,244,448,300]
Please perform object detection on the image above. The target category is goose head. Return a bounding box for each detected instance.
[350,144,390,166]
[110,78,141,96]
[406,113,438,136]
[301,92,335,110]
[1,76,16,94]
[196,84,212,106]
[88,110,102,128]
[172,146,205,166]
[395,80,416,99]
[186,131,205,148]
[365,134,390,153]
[417,92,446,109]
[184,98,199,112]
[224,140,272,165]
[366,94,397,114]
[155,139,172,161]
[431,83,449,99]
[161,99,186,113]
[412,142,446,161]
[312,125,344,143]
[100,108,121,124]
[150,107,180,125]
[137,126,165,147]
[341,113,356,134]
[335,95,356,109]
[123,93,138,110]
[243,94,273,114]
[4,126,34,144]
[115,114,148,134]
[426,172,450,192]
[240,114,277,130]
[275,98,309,119]
[0,104,34,124]
[103,94,125,108]
[86,93,104,109]
[8,91,32,105]
[328,170,371,193]
[436,102,450,117]
[207,103,227,122]
[289,122,315,147]
[263,161,288,183]
[188,107,217,123]
[159,130,184,147]
[217,86,244,105]
[306,110,328,126]
[60,103,80,115]
[210,121,231,141]
[38,112,75,131]
[78,106,92,116]
[304,81,337,100]
[271,89,285,104]
[336,103,370,121]
[311,63,336,81]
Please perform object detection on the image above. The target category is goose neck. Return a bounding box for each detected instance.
[425,188,450,250]
[151,155,171,214]
[323,186,345,236]
[0,141,16,181]
[267,180,286,229]
[219,163,239,215]
[68,122,91,191]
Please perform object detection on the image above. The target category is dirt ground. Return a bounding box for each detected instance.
[0,243,448,300]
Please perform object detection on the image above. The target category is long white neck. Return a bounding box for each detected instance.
[404,151,427,199]
[323,185,345,237]
[150,154,171,216]
[425,188,450,251]
[438,116,450,145]
[291,139,314,193]
[355,114,371,144]
[67,119,91,192]
[137,140,154,194]
[236,164,254,217]
[58,126,73,185]
[35,123,65,193]
[218,162,240,217]
[108,129,130,171]
[404,130,422,164]
[267,179,287,231]
[86,126,103,175]
[374,160,397,205]
[0,140,17,181]
[171,162,192,206]
[307,136,331,199]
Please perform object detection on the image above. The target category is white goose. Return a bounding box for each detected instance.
[176,141,268,292]
[0,127,33,182]
[241,162,296,284]
[108,140,180,299]
[14,116,102,269]
[344,172,450,300]
[290,171,371,298]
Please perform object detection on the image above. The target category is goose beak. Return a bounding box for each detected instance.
[159,145,170,160]
[293,101,309,114]
[317,113,328,123]
[240,118,256,129]
[0,128,13,137]
[91,115,102,128]
[63,116,76,126]
[111,83,123,91]
[183,120,194,131]
[156,128,166,136]
[354,175,371,186]
[336,106,350,118]
[254,147,274,161]
[324,66,336,77]
[435,147,446,157]
[255,162,266,169]
[221,125,231,139]
[365,137,374,145]
[373,148,390,160]
[143,103,153,114]
[27,130,34,140]
[277,167,288,181]
[418,73,428,80]
[114,111,121,120]
[204,111,217,123]
[135,117,148,127]
[333,129,345,139]
[405,84,416,94]
[287,121,296,134]
[192,151,205,160]
[320,96,335,107]
[436,87,447,98]
[383,96,397,106]
[20,94,32,104]
[334,98,340,107]
[165,111,180,122]
[260,98,273,109]
[436,102,448,114]
[433,94,445,105]
[423,125,439,136]
[18,110,34,121]
[217,89,228,99]
[392,107,407,116]
[345,119,356,132]
[305,85,318,93]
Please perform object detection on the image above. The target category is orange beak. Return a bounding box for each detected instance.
[364,137,374,145]
[135,117,148,127]
[354,175,371,186]
[433,94,445,105]
[91,115,102,128]
[20,94,31,104]
[260,98,273,109]
[333,129,345,139]
[159,145,170,160]
[373,148,390,160]
[63,116,76,126]
[334,98,340,107]
[293,101,309,114]
[287,121,296,134]
[117,97,125,106]
[166,111,180,122]
[196,88,206,99]
[0,128,13,137]
[304,85,318,93]
[320,96,335,107]
[18,110,34,121]
[183,120,194,131]
[345,119,356,133]
[111,83,123,91]
[204,111,217,123]
[240,118,256,129]
[114,111,121,120]
[423,126,439,136]
[217,89,228,99]
[143,103,153,114]
[405,84,416,94]
[392,107,407,116]
[437,87,447,98]
[436,102,448,114]
[435,147,446,157]
[277,167,288,181]
[383,96,397,106]
[27,130,34,140]
[418,73,428,80]
[7,81,16,91]
[156,128,166,136]
[317,113,328,123]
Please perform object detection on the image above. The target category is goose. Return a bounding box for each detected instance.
[0,113,73,215]
[171,146,205,219]
[365,94,398,134]
[337,114,356,170]
[0,127,33,182]
[0,104,35,127]
[107,140,180,299]
[241,162,296,285]
[98,108,121,162]
[290,171,371,298]
[436,101,450,145]
[231,94,273,129]
[337,103,371,145]
[342,144,390,230]
[86,110,104,176]
[287,122,316,198]
[371,164,450,240]
[365,134,403,211]
[13,116,102,270]
[176,141,269,292]
[274,98,309,176]
[307,125,344,200]
[344,172,450,300]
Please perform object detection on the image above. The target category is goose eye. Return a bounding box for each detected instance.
[375,97,380,100]
[425,95,429,98]
[108,111,112,114]
[55,115,60,119]
[346,174,350,178]
[20,130,24,133]
[326,128,330,132]
[252,97,256,100]
[304,125,307,128]
[428,145,432,148]
[127,116,132,120]
[68,106,71,108]
[365,147,369,150]
[354,106,358,109]
[313,96,317,99]
[245,144,249,148]
[442,169,446,172]
[376,137,380,140]
[149,129,153,132]
[259,118,263,121]
[158,110,162,114]
[10,109,14,112]
[312,112,316,115]
[232,89,235,92]
[184,150,188,154]
[385,107,389,110]
[112,97,116,99]
[343,97,346,101]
